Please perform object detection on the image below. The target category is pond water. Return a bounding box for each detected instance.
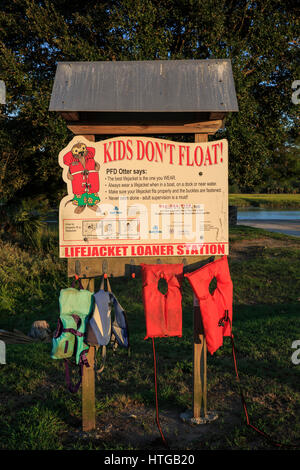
[237,208,300,237]
[238,209,300,221]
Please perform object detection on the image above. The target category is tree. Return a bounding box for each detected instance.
[0,0,299,204]
[259,136,300,193]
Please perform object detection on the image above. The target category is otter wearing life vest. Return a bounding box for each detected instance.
[63,142,100,214]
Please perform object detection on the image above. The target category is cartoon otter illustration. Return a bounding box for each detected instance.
[63,142,100,214]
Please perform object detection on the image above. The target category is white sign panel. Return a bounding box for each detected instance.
[58,136,229,258]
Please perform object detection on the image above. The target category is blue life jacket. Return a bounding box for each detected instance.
[86,287,130,377]
[87,289,129,349]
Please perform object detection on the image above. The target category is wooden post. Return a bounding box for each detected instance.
[81,277,96,432]
[193,298,207,419]
[193,133,208,421]
[71,134,96,432]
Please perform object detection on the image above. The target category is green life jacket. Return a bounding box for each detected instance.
[51,283,94,392]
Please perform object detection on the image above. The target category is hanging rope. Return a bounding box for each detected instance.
[220,312,298,449]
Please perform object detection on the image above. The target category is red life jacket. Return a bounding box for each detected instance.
[185,256,233,355]
[63,147,99,195]
[141,263,183,339]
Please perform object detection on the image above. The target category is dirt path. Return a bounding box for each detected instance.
[237,220,300,238]
[66,400,242,450]
[229,236,299,259]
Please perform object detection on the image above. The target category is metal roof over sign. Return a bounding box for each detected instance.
[49,60,239,113]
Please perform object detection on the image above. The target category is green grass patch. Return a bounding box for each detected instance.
[230,247,300,304]
[0,403,65,450]
[229,193,300,208]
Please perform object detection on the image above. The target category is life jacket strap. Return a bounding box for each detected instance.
[71,277,84,290]
[64,360,83,394]
[218,309,229,327]
[71,169,98,176]
[100,275,112,293]
[80,350,90,368]
[62,328,84,337]
[95,345,107,380]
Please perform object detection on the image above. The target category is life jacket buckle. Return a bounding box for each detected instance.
[218,309,229,327]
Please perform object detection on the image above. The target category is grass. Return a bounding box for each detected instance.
[229,193,300,208]
[0,227,299,450]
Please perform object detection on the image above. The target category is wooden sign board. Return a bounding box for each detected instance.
[59,136,228,259]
